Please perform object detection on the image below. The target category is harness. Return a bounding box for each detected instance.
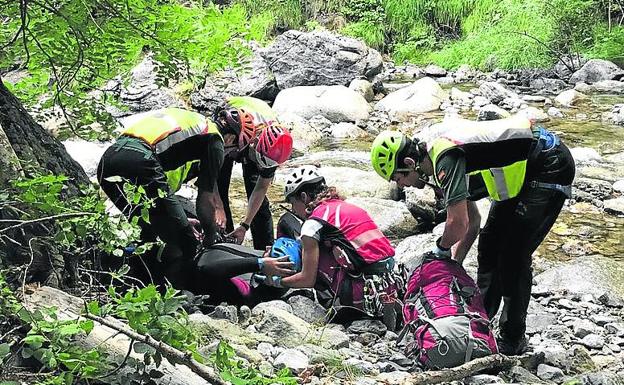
[527,127,572,199]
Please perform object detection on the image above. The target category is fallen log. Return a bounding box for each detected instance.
[400,354,517,385]
[21,285,225,385]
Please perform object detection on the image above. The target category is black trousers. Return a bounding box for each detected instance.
[477,143,575,341]
[217,157,274,250]
[97,137,197,289]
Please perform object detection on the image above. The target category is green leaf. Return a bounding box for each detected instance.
[0,343,11,362]
[58,323,82,336]
[23,334,45,349]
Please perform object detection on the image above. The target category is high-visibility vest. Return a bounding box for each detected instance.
[309,199,395,267]
[121,108,222,192]
[428,116,535,201]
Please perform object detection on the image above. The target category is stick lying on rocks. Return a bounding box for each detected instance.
[400,354,517,385]
[21,285,225,385]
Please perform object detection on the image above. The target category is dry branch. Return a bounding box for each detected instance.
[400,354,517,385]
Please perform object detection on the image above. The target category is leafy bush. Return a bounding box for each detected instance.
[342,21,386,49]
[585,24,624,62]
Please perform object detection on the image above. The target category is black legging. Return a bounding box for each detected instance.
[217,156,274,250]
[193,244,286,305]
[477,142,575,341]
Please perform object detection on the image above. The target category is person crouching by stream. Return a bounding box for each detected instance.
[259,166,404,329]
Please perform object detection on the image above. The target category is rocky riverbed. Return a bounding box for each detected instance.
[47,29,624,385]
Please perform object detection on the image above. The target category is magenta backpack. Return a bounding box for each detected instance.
[400,254,498,369]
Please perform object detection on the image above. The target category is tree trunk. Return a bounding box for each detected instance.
[0,77,89,194]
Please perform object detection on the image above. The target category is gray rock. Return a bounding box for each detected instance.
[574,370,624,385]
[515,106,550,122]
[273,349,309,374]
[355,378,378,385]
[573,319,600,338]
[278,112,324,151]
[526,313,558,335]
[605,323,624,337]
[478,104,511,121]
[211,305,238,324]
[355,332,380,346]
[394,233,437,273]
[537,364,565,382]
[450,87,473,103]
[480,82,519,104]
[473,95,491,107]
[374,77,447,122]
[567,345,596,374]
[296,343,342,365]
[581,334,606,350]
[349,79,375,102]
[345,197,419,238]
[253,307,309,348]
[425,64,447,77]
[256,342,275,358]
[63,139,113,179]
[604,197,624,215]
[571,147,603,165]
[548,107,564,118]
[533,256,624,303]
[613,180,624,193]
[599,292,624,308]
[590,315,619,326]
[320,327,351,349]
[329,122,366,139]
[508,366,545,384]
[465,374,505,385]
[570,59,624,84]
[348,320,388,336]
[344,358,378,375]
[388,353,412,367]
[261,30,382,90]
[454,64,476,82]
[530,78,569,93]
[273,85,371,123]
[287,295,327,324]
[190,46,277,113]
[555,89,586,107]
[592,80,624,93]
[252,300,293,316]
[117,56,184,114]
[376,370,411,383]
[522,95,547,102]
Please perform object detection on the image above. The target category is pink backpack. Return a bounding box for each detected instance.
[401,254,498,369]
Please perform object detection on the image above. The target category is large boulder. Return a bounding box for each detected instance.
[374,77,447,122]
[114,56,185,115]
[190,46,277,113]
[62,139,112,179]
[345,197,419,238]
[260,30,383,90]
[554,89,586,107]
[278,113,325,152]
[479,82,520,104]
[529,78,569,94]
[569,59,624,84]
[575,80,624,94]
[273,86,371,123]
[533,256,624,303]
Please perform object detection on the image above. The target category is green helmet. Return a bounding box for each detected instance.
[370,130,406,181]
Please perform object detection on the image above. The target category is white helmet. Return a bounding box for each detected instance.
[284,166,325,201]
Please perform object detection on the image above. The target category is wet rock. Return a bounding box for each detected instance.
[573,177,614,203]
[349,79,375,102]
[252,300,293,316]
[465,374,505,384]
[348,320,388,336]
[537,364,565,382]
[555,89,587,107]
[530,78,569,94]
[424,64,447,77]
[346,197,419,238]
[581,334,606,350]
[273,85,371,123]
[374,77,447,122]
[570,59,624,84]
[287,295,327,325]
[604,197,624,215]
[508,366,545,384]
[278,113,324,151]
[548,107,564,118]
[478,104,511,121]
[516,106,550,122]
[274,349,309,374]
[261,30,382,90]
[450,87,473,103]
[329,122,366,139]
[577,80,624,94]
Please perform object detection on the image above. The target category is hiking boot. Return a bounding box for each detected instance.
[497,334,528,356]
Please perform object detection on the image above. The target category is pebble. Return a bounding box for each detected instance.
[273,349,309,374]
[348,320,388,336]
[581,334,606,350]
[537,363,565,382]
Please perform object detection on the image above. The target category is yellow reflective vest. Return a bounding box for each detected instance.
[122,108,223,192]
[428,116,535,201]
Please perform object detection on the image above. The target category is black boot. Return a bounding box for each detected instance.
[497,334,528,356]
